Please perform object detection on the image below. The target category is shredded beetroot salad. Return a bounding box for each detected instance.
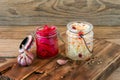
[36,25,57,36]
[36,25,59,59]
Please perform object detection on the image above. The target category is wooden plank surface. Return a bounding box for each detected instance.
[0,26,120,80]
[0,0,120,26]
[0,39,120,80]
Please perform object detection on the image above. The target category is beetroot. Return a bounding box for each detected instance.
[36,25,59,59]
[36,25,56,36]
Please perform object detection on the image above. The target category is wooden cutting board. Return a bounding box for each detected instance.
[0,39,120,80]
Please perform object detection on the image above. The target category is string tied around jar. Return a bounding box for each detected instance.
[78,31,93,53]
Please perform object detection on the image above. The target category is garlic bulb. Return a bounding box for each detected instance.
[57,59,68,65]
[17,50,34,66]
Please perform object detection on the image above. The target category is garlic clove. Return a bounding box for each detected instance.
[25,55,32,65]
[57,59,68,65]
[25,50,34,60]
[20,57,27,66]
[17,54,22,63]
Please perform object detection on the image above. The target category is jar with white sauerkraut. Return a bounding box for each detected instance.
[66,21,94,60]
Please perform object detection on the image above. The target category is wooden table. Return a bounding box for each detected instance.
[0,26,120,80]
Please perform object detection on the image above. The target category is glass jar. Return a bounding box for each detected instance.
[35,26,59,59]
[66,21,94,60]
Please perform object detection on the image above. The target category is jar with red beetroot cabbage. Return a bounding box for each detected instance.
[36,25,59,59]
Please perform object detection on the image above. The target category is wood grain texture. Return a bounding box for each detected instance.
[0,26,120,39]
[3,57,56,80]
[0,0,120,26]
[0,39,120,80]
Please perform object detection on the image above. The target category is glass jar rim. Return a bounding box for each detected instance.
[35,32,58,38]
[67,21,93,35]
[35,26,58,38]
